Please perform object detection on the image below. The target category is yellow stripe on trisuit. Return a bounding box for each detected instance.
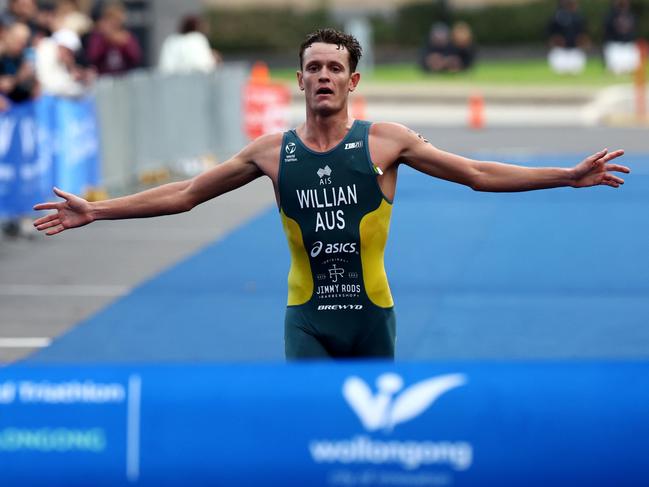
[280,210,313,305]
[359,199,394,308]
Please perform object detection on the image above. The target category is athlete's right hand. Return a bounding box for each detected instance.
[33,187,94,236]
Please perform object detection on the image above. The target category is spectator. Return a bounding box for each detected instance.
[158,14,219,74]
[51,0,93,69]
[547,0,590,75]
[449,21,475,71]
[420,22,453,73]
[55,0,92,38]
[35,27,94,97]
[0,0,38,32]
[603,0,640,75]
[0,21,37,105]
[86,0,141,75]
[0,12,39,239]
[420,21,475,74]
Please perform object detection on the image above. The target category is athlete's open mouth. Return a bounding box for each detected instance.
[316,88,334,95]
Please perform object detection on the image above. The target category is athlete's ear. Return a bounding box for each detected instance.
[348,71,361,92]
[297,70,304,91]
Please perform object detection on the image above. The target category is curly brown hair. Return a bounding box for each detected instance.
[299,28,363,72]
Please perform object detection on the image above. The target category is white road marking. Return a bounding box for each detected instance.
[0,337,51,348]
[0,285,128,297]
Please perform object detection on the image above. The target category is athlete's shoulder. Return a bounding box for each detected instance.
[368,121,427,150]
[246,131,285,153]
[368,121,417,141]
[237,131,285,163]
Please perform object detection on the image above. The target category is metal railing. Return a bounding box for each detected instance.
[94,63,249,192]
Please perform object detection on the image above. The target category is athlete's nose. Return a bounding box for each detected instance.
[318,68,331,81]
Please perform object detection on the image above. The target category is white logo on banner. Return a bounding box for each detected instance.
[343,373,466,432]
[0,118,17,157]
[308,373,473,473]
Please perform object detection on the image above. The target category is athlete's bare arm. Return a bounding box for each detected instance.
[370,122,630,193]
[33,134,283,236]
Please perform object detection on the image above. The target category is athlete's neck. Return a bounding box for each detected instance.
[298,110,354,152]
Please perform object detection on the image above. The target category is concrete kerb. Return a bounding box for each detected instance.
[285,81,649,127]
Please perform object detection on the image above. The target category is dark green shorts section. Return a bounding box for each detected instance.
[284,305,396,360]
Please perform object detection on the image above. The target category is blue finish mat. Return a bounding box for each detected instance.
[28,155,649,362]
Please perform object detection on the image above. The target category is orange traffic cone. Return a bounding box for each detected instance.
[250,61,270,84]
[350,95,367,120]
[468,92,485,130]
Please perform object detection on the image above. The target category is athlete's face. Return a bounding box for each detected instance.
[298,42,360,116]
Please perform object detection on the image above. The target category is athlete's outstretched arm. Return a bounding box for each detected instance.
[33,144,264,236]
[379,123,630,192]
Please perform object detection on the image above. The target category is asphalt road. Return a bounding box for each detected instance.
[0,126,645,364]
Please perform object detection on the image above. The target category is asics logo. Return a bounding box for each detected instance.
[310,241,357,258]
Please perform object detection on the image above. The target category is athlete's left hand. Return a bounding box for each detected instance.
[571,148,630,188]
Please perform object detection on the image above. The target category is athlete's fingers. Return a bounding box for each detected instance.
[588,148,608,164]
[33,202,60,211]
[33,212,59,226]
[605,163,631,174]
[52,186,72,200]
[46,224,65,236]
[36,219,61,231]
[33,213,59,227]
[601,176,621,188]
[605,174,625,185]
[599,149,625,163]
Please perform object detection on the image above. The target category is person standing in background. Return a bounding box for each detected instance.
[0,21,36,105]
[0,20,38,238]
[603,0,640,75]
[55,0,92,40]
[420,23,453,73]
[449,21,475,72]
[35,27,94,97]
[158,15,220,75]
[547,0,590,75]
[86,0,140,75]
[420,21,475,74]
[0,0,39,37]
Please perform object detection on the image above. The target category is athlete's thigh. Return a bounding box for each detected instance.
[285,311,331,360]
[353,309,396,359]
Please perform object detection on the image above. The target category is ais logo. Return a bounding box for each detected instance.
[311,241,357,258]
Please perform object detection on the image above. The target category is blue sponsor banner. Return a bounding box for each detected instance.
[0,101,52,217]
[0,362,647,487]
[0,96,100,218]
[52,96,101,195]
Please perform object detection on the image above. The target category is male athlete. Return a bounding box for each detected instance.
[33,28,630,360]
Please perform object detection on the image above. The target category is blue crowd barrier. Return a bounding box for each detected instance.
[0,361,647,486]
[0,96,101,218]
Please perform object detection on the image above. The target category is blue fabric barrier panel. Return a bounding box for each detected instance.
[0,101,51,217]
[0,362,647,487]
[0,96,100,218]
[52,96,101,193]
